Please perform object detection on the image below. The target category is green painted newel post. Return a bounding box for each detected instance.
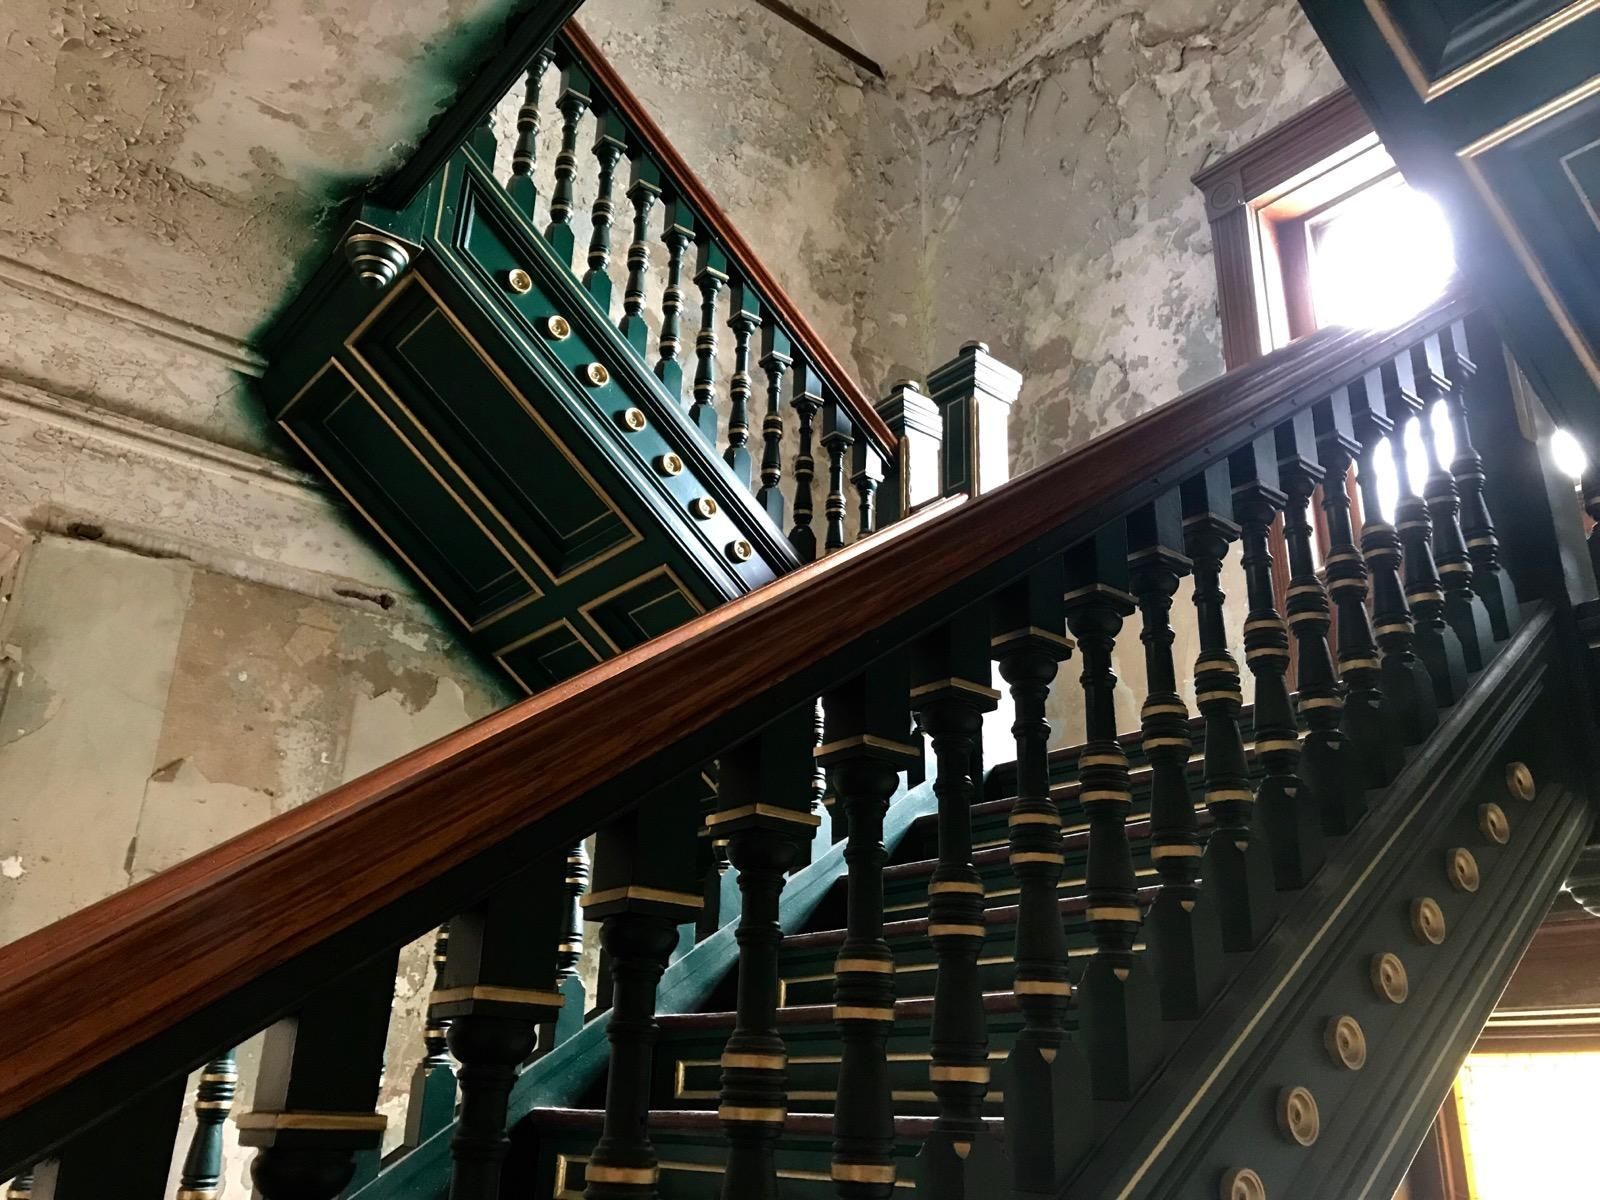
[927,341,1021,500]
[875,380,941,525]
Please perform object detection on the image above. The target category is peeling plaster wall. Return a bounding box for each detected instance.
[0,533,509,1184]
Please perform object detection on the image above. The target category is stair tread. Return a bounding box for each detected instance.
[659,989,1025,1033]
[525,1107,1002,1136]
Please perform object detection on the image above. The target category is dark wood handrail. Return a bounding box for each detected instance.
[562,19,897,458]
[0,288,1474,1128]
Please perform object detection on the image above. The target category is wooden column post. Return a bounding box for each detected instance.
[928,342,1021,499]
[876,380,942,526]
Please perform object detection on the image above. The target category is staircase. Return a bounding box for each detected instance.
[1,10,1599,1200]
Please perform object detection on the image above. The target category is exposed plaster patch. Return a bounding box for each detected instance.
[0,855,26,879]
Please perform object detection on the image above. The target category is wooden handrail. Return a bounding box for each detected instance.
[562,19,897,458]
[0,288,1474,1130]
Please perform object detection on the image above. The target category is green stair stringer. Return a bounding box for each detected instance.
[356,780,939,1200]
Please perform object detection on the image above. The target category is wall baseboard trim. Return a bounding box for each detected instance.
[0,253,267,377]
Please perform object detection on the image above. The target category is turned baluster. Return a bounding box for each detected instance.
[789,360,824,563]
[1382,356,1469,706]
[1410,337,1494,670]
[1316,390,1405,787]
[1348,371,1437,742]
[242,952,397,1200]
[757,319,792,526]
[726,280,760,487]
[707,709,818,1199]
[506,50,554,215]
[852,441,884,537]
[405,926,458,1146]
[32,1078,186,1199]
[1129,495,1224,1021]
[1182,462,1277,950]
[689,240,729,448]
[1064,529,1160,1100]
[582,779,704,1200]
[555,843,592,1034]
[545,65,594,270]
[619,156,662,354]
[172,1050,239,1200]
[582,110,628,311]
[819,663,921,1199]
[1437,322,1521,641]
[821,399,854,553]
[655,199,695,404]
[911,614,1008,1192]
[1277,410,1360,839]
[991,562,1094,1192]
[1230,432,1321,886]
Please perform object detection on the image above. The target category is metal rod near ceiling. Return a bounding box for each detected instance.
[751,0,885,79]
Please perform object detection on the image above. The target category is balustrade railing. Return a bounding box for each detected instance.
[0,287,1580,1200]
[470,20,899,562]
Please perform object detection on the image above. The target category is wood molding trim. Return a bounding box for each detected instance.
[562,21,894,456]
[1194,88,1374,369]
[0,287,1474,1130]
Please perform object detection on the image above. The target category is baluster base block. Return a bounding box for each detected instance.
[1076,956,1162,1101]
[912,1126,1010,1200]
[1000,1033,1095,1192]
[1200,829,1279,952]
[1143,880,1225,1020]
[1257,773,1327,889]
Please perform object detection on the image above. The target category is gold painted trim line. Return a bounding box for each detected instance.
[1374,621,1411,635]
[929,1065,991,1083]
[1009,811,1061,827]
[1142,702,1190,716]
[1088,906,1142,923]
[1152,844,1204,859]
[1080,752,1130,767]
[1196,690,1241,705]
[719,1106,787,1123]
[991,625,1074,649]
[581,886,706,909]
[1206,788,1254,802]
[834,957,895,974]
[430,985,564,1008]
[814,734,920,758]
[1369,0,1600,103]
[1063,583,1137,605]
[833,1163,898,1184]
[492,618,604,696]
[1082,789,1135,803]
[1256,739,1301,753]
[584,1165,660,1185]
[705,804,822,828]
[834,1006,897,1021]
[577,565,706,655]
[1015,979,1073,996]
[237,1111,388,1132]
[929,880,986,895]
[909,678,1003,701]
[1012,852,1067,865]
[928,924,988,939]
[1338,658,1382,671]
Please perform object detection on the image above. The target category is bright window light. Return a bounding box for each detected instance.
[1310,181,1456,329]
[1551,427,1588,480]
[1456,1051,1600,1198]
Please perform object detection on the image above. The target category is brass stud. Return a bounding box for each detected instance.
[1325,1015,1367,1071]
[584,362,611,386]
[1506,761,1535,803]
[544,314,572,340]
[1277,1086,1320,1146]
[690,497,719,520]
[1447,847,1481,893]
[1371,952,1409,1003]
[656,453,684,476]
[619,408,647,432]
[727,539,754,563]
[1220,1167,1267,1200]
[1411,897,1447,945]
[1478,802,1510,845]
[506,268,533,294]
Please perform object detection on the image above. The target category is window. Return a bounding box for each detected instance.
[1454,1051,1600,1198]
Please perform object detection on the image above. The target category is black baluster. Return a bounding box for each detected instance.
[1128,496,1224,1021]
[582,779,705,1200]
[620,156,662,355]
[1383,356,1469,706]
[707,709,819,1199]
[789,360,824,563]
[690,240,729,448]
[911,615,1008,1193]
[1278,410,1358,839]
[656,199,695,404]
[405,927,458,1147]
[726,280,760,487]
[583,110,628,311]
[177,1050,238,1200]
[757,318,792,526]
[1064,529,1161,1099]
[852,441,884,537]
[1437,322,1520,642]
[821,398,854,553]
[1348,370,1438,742]
[545,64,594,271]
[1182,462,1277,950]
[437,862,567,1200]
[506,50,554,216]
[556,843,592,1036]
[34,1077,186,1200]
[819,664,921,1199]
[1411,337,1494,670]
[1230,432,1321,887]
[242,952,398,1200]
[991,564,1094,1193]
[1316,391,1406,787]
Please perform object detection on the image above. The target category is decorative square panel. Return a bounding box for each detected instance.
[580,568,704,653]
[493,620,603,694]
